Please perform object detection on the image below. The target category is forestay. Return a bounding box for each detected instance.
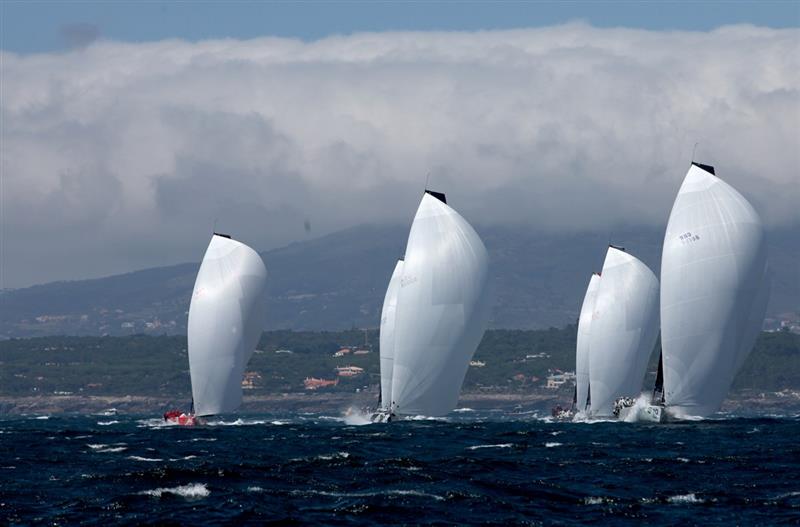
[188,234,268,417]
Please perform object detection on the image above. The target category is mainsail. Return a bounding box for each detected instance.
[379,259,404,411]
[660,162,769,418]
[389,190,491,416]
[575,273,601,413]
[187,234,268,417]
[588,246,660,417]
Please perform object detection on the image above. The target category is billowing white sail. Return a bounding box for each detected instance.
[575,273,601,413]
[660,163,769,418]
[379,259,404,410]
[588,246,660,417]
[390,191,491,416]
[188,234,268,417]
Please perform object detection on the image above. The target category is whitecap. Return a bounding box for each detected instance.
[128,455,163,462]
[467,443,513,450]
[87,444,108,450]
[545,442,563,448]
[584,496,612,505]
[667,493,704,504]
[550,431,564,436]
[136,418,177,428]
[97,420,119,426]
[293,489,444,501]
[247,486,264,493]
[32,416,50,420]
[97,447,127,453]
[317,452,350,460]
[676,457,690,463]
[453,408,475,413]
[406,415,449,421]
[140,483,209,499]
[773,491,800,500]
[205,418,268,426]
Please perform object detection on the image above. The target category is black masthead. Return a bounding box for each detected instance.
[424,189,447,204]
[691,161,715,175]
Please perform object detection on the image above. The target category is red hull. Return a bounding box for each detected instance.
[163,410,199,426]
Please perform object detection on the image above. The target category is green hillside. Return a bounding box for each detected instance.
[1,329,797,399]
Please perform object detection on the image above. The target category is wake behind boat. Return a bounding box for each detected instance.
[372,189,491,421]
[164,232,268,426]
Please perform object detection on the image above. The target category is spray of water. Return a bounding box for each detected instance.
[343,406,372,426]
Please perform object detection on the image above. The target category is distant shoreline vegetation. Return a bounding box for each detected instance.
[0,328,798,398]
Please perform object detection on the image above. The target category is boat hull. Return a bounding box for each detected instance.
[163,411,200,426]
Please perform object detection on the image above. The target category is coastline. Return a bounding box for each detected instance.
[1,389,797,416]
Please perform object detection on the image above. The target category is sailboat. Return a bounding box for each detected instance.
[573,272,601,417]
[164,233,268,425]
[649,162,770,419]
[372,190,491,420]
[586,246,660,419]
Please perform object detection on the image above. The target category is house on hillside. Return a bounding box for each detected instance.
[336,366,364,377]
[304,377,339,390]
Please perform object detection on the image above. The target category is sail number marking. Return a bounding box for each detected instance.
[678,232,700,245]
[401,275,417,287]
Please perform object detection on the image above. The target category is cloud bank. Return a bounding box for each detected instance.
[2,24,798,287]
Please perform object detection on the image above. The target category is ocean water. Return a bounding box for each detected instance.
[2,410,799,525]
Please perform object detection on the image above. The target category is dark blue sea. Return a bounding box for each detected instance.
[2,409,800,525]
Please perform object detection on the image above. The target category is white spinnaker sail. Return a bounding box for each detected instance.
[661,163,769,418]
[188,234,268,417]
[390,191,491,416]
[575,273,601,413]
[379,259,404,410]
[588,247,660,417]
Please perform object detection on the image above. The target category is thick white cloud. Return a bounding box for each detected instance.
[2,24,798,287]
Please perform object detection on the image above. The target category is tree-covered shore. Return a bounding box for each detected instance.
[1,328,798,409]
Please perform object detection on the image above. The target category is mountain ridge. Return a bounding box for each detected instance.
[2,223,797,337]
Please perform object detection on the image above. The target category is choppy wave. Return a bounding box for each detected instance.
[5,412,800,523]
[140,483,209,499]
[467,443,513,450]
[292,489,446,501]
[128,455,163,462]
[667,493,704,504]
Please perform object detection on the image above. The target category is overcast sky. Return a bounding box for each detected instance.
[1,3,799,288]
